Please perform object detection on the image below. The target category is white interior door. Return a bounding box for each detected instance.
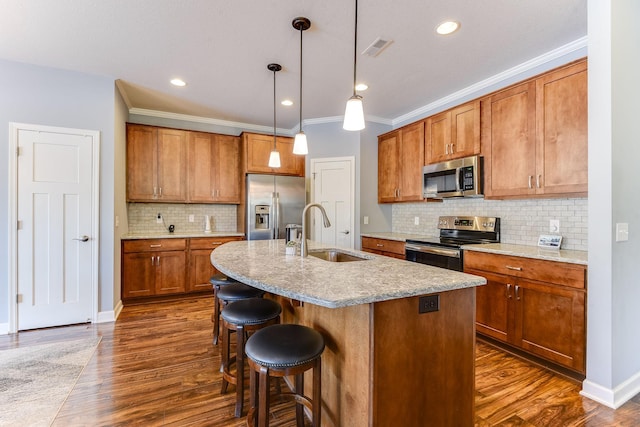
[311,157,355,249]
[13,124,99,330]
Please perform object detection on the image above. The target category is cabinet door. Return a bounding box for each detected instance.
[377,131,399,203]
[155,250,187,295]
[276,137,305,176]
[214,135,242,202]
[188,132,216,202]
[122,252,156,298]
[482,82,537,198]
[470,269,510,343]
[188,248,216,293]
[157,129,187,202]
[515,279,586,373]
[126,124,158,201]
[425,110,451,164]
[535,60,588,196]
[244,133,303,176]
[398,121,425,201]
[450,100,480,159]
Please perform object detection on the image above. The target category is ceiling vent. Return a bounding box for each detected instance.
[362,37,393,57]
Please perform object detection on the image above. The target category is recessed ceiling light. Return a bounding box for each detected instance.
[355,83,368,91]
[170,78,186,87]
[281,100,293,106]
[436,21,460,35]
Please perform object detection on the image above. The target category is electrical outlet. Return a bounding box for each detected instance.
[419,295,439,313]
[550,219,560,233]
[156,213,163,224]
[414,216,420,225]
[188,214,195,223]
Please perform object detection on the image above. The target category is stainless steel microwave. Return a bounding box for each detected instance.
[423,155,483,199]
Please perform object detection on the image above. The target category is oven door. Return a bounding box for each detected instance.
[405,243,463,271]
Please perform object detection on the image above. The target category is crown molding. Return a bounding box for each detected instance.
[392,36,588,127]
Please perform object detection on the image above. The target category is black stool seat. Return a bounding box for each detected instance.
[210,272,238,287]
[246,324,325,368]
[221,298,282,326]
[217,283,265,301]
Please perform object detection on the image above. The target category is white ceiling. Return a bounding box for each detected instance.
[0,0,587,130]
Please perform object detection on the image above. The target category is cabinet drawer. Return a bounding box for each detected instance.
[123,238,187,253]
[189,236,243,249]
[361,237,405,256]
[464,251,585,289]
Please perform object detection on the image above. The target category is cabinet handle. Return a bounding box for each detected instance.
[216,189,220,197]
[536,174,541,188]
[450,143,455,154]
[506,283,512,299]
[397,188,401,198]
[528,176,532,189]
[445,144,449,155]
[515,285,521,301]
[153,187,157,198]
[211,242,223,245]
[151,256,155,266]
[376,244,384,247]
[156,256,160,265]
[505,265,522,271]
[159,187,163,197]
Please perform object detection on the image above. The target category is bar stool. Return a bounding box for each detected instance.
[220,298,282,418]
[209,273,238,345]
[245,324,325,427]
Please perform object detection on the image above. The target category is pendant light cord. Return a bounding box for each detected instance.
[299,26,303,133]
[273,68,277,149]
[352,0,358,97]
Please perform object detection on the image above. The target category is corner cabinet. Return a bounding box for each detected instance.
[378,121,425,203]
[127,124,188,202]
[425,100,480,164]
[242,132,305,177]
[188,132,241,203]
[482,59,587,198]
[464,250,586,374]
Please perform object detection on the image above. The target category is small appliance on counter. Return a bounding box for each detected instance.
[204,215,213,233]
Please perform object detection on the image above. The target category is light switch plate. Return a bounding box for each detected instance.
[414,216,420,225]
[363,216,369,225]
[616,223,629,242]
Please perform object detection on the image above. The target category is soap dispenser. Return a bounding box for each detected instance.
[204,215,212,233]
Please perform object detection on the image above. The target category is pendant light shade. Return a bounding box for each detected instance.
[267,63,282,168]
[343,0,365,131]
[292,17,310,155]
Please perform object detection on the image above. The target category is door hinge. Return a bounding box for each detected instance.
[16,294,23,303]
[17,220,22,230]
[16,146,21,156]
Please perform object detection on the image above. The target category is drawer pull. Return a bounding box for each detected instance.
[211,242,223,245]
[149,244,162,248]
[376,244,384,247]
[505,265,522,271]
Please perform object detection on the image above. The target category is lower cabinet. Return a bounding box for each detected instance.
[361,236,406,259]
[122,236,243,301]
[464,250,586,374]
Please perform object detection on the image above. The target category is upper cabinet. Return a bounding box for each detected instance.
[482,59,587,198]
[242,132,305,177]
[127,124,187,202]
[378,121,425,203]
[188,132,241,203]
[425,100,480,164]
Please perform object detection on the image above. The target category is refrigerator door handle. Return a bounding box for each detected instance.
[273,192,280,239]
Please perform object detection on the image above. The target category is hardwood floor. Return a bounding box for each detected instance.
[2,296,639,426]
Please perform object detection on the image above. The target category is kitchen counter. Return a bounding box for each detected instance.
[210,239,485,308]
[121,231,244,240]
[463,243,588,265]
[210,239,480,426]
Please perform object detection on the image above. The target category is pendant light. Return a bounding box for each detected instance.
[343,0,365,131]
[267,63,282,168]
[292,17,311,155]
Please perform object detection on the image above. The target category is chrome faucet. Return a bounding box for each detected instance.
[300,203,331,257]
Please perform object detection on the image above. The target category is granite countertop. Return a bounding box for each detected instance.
[121,231,244,240]
[462,243,588,265]
[210,239,486,309]
[360,232,435,242]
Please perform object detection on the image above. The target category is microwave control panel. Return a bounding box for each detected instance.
[461,166,475,190]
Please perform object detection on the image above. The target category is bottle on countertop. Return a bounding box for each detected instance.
[204,215,212,233]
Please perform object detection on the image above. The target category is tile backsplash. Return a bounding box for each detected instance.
[392,197,587,251]
[128,203,237,234]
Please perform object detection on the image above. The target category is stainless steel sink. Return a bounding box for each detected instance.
[308,249,370,262]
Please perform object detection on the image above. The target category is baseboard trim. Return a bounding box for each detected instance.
[581,371,640,409]
[0,322,8,335]
[96,300,123,323]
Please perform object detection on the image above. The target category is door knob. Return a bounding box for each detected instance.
[73,235,89,242]
[340,230,350,235]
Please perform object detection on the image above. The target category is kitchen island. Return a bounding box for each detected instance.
[211,240,486,426]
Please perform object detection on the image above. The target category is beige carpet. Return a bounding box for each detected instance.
[0,336,101,427]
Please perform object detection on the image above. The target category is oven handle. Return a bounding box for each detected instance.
[405,244,461,258]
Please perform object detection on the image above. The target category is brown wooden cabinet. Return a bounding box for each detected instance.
[377,121,425,203]
[464,250,586,374]
[361,236,405,259]
[122,238,187,299]
[482,59,587,198]
[425,100,480,164]
[242,132,305,176]
[187,132,241,203]
[126,124,187,202]
[187,236,243,292]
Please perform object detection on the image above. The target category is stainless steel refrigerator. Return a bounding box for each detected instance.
[246,174,306,240]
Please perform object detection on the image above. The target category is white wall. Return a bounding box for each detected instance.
[0,59,118,326]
